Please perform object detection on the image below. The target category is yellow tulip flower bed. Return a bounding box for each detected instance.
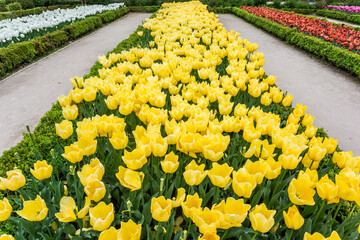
[1,1,360,239]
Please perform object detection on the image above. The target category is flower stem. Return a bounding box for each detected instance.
[288,229,293,240]
[331,199,343,226]
[251,232,258,240]
[155,222,162,240]
[313,199,326,227]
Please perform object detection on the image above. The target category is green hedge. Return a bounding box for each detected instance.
[0,7,130,78]
[0,5,73,20]
[348,15,360,25]
[129,5,160,12]
[316,9,348,21]
[282,8,315,14]
[231,7,360,79]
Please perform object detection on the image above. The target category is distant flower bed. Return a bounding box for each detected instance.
[0,3,124,48]
[326,5,360,14]
[242,6,360,52]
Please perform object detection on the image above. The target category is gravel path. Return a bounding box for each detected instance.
[0,13,152,155]
[219,14,360,156]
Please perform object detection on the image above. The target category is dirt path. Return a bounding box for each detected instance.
[0,13,152,155]
[219,14,360,156]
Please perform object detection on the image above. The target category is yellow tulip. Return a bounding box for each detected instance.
[181,193,203,219]
[84,179,106,202]
[116,166,144,191]
[109,131,128,150]
[282,94,293,107]
[57,95,72,107]
[323,137,338,154]
[243,159,270,185]
[70,88,83,103]
[0,235,14,240]
[17,195,48,221]
[161,152,179,173]
[279,154,302,170]
[89,202,114,231]
[308,145,327,162]
[78,197,91,219]
[3,169,26,191]
[249,203,276,233]
[218,100,234,115]
[151,196,172,222]
[0,178,6,191]
[77,136,97,157]
[333,151,353,169]
[288,178,315,205]
[260,92,272,106]
[201,135,230,162]
[327,231,341,240]
[77,158,105,186]
[183,160,207,186]
[192,207,221,234]
[30,160,53,180]
[171,188,186,207]
[304,125,317,138]
[234,104,248,118]
[283,205,304,230]
[304,232,325,240]
[62,105,78,121]
[264,157,282,180]
[0,198,12,222]
[208,162,233,188]
[82,87,97,102]
[151,135,168,157]
[316,175,339,204]
[55,120,73,139]
[119,219,142,240]
[99,227,120,240]
[335,168,359,202]
[212,197,250,228]
[232,168,257,198]
[62,143,84,164]
[198,231,220,240]
[122,148,148,170]
[302,114,314,126]
[55,196,77,222]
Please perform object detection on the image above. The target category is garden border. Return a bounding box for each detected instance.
[0,6,130,79]
[230,7,360,80]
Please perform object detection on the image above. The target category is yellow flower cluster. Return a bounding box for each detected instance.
[1,1,360,239]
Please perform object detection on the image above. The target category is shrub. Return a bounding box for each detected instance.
[253,0,266,6]
[273,0,282,9]
[33,0,45,6]
[348,15,360,25]
[6,2,21,11]
[316,9,348,21]
[19,0,35,9]
[283,0,297,9]
[0,0,6,11]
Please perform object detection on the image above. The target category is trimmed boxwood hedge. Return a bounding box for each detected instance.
[282,8,315,14]
[0,7,130,78]
[0,5,74,20]
[348,15,360,25]
[129,5,160,12]
[231,7,360,79]
[316,9,348,21]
